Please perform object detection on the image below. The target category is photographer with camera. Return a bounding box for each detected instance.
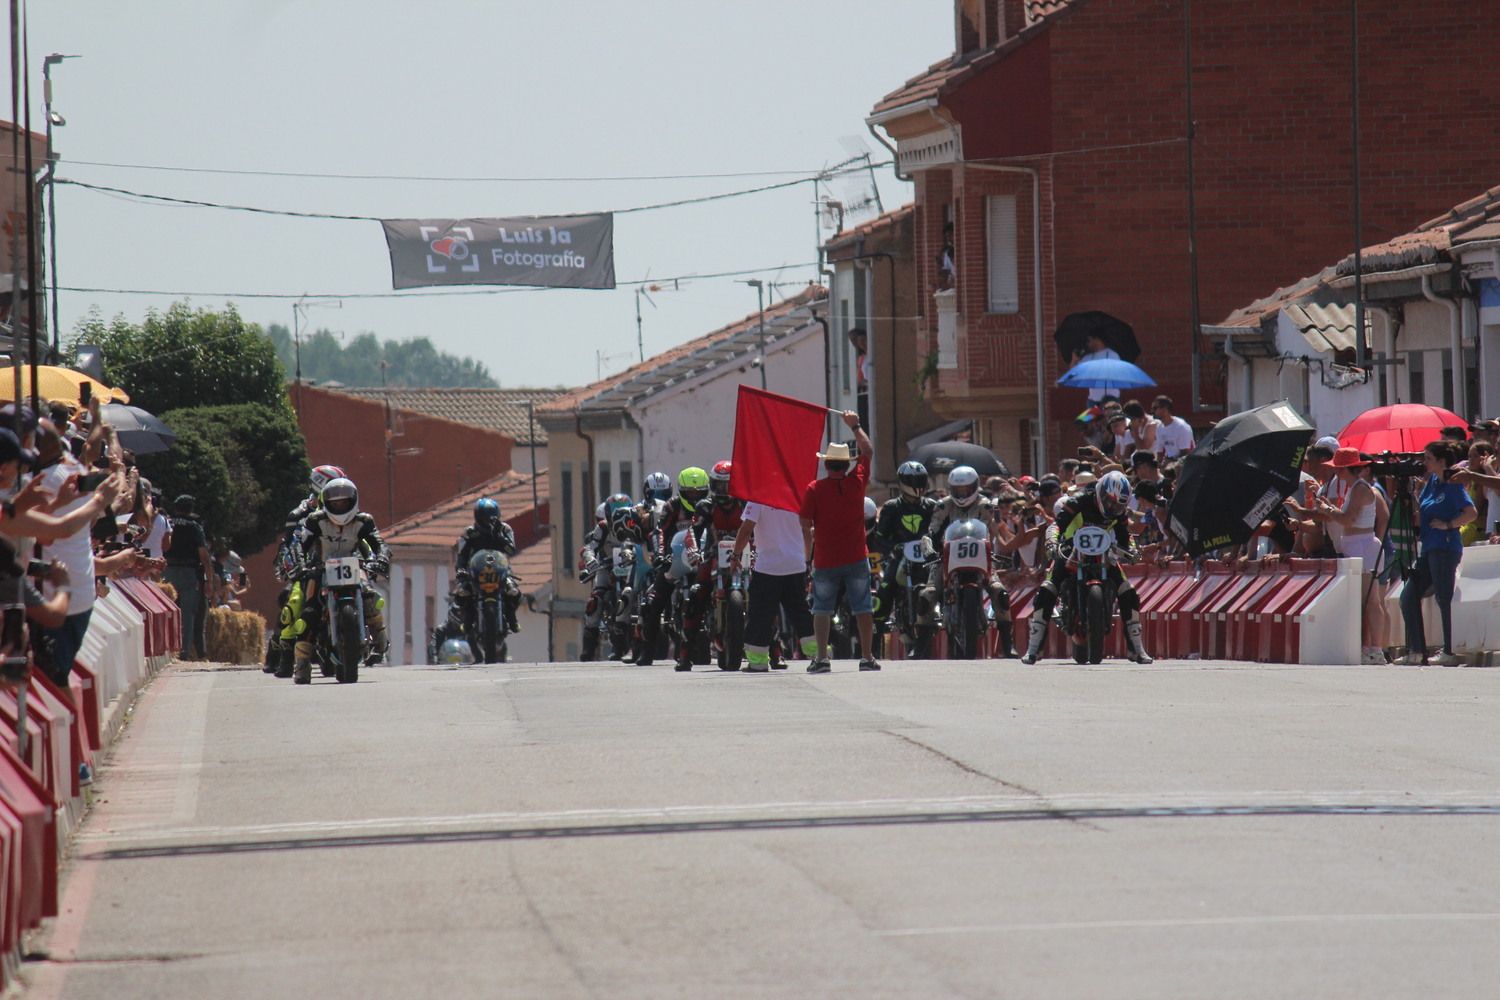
[1398,441,1476,666]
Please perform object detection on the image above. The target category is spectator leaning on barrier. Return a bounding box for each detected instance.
[1399,441,1476,666]
[799,410,879,673]
[163,495,214,660]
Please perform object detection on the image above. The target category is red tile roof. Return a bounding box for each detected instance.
[329,387,569,445]
[870,1,1087,120]
[536,284,827,416]
[385,469,546,549]
[824,204,915,253]
[1335,183,1500,278]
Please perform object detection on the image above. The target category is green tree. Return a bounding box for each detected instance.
[263,323,498,388]
[139,403,311,553]
[76,302,288,414]
[136,425,235,544]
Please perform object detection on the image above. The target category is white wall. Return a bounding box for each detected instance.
[635,323,827,476]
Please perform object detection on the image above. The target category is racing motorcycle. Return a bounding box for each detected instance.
[1055,524,1124,665]
[940,518,992,660]
[312,553,377,683]
[578,551,619,662]
[608,540,650,663]
[891,536,940,659]
[708,534,747,671]
[465,549,511,664]
[666,528,710,666]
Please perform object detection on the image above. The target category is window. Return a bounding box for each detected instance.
[560,463,574,571]
[1407,351,1425,404]
[620,461,634,499]
[599,461,612,502]
[985,195,1019,314]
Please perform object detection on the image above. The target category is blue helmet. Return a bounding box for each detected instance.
[474,498,500,528]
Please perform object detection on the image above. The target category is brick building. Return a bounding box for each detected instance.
[869,0,1500,472]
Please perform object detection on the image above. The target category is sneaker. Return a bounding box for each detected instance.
[770,659,788,670]
[807,658,831,674]
[1435,651,1462,667]
[858,658,882,672]
[1360,648,1386,665]
[78,762,93,787]
[1399,653,1427,666]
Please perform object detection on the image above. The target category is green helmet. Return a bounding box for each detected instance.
[678,466,709,511]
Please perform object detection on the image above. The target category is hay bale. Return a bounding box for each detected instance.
[206,607,268,664]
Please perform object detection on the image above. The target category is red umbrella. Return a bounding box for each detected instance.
[1337,404,1468,454]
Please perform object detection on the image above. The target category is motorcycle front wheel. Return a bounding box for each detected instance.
[336,604,361,683]
[956,587,984,660]
[1085,583,1107,665]
[479,603,501,664]
[718,591,746,671]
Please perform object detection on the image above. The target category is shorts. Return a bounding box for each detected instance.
[1341,531,1384,574]
[811,560,872,616]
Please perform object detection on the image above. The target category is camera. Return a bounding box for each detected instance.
[1366,451,1425,479]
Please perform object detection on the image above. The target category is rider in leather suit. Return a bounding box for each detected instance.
[874,461,939,640]
[267,464,343,679]
[678,461,746,672]
[454,498,521,634]
[634,468,709,667]
[291,478,391,684]
[1020,470,1152,665]
[926,466,1018,657]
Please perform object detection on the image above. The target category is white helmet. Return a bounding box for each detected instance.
[864,496,879,526]
[309,464,345,494]
[1096,470,1131,519]
[595,502,607,522]
[439,637,474,665]
[321,478,360,526]
[948,465,981,510]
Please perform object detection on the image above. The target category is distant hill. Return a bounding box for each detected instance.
[264,323,498,388]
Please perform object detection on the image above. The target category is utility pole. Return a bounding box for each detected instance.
[744,279,767,390]
[524,399,540,538]
[291,296,341,416]
[42,53,77,356]
[382,359,395,526]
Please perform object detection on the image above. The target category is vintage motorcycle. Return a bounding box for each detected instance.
[891,537,940,659]
[578,550,619,662]
[465,548,512,664]
[312,554,377,683]
[708,534,747,671]
[940,518,992,660]
[1056,524,1124,665]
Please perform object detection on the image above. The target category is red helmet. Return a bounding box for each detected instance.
[709,460,734,505]
[310,464,345,493]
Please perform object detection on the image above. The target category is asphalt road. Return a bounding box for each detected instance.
[23,656,1500,999]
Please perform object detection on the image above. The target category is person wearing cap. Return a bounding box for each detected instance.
[0,428,123,546]
[1451,441,1500,540]
[1303,448,1389,664]
[799,411,879,673]
[1469,419,1499,447]
[163,495,214,660]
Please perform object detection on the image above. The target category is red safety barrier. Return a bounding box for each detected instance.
[1253,560,1328,662]
[113,577,180,658]
[0,693,46,782]
[0,794,20,960]
[69,663,103,753]
[0,742,56,930]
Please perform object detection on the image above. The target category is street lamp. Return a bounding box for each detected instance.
[43,53,79,357]
[742,279,766,390]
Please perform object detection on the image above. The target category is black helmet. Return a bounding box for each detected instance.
[897,461,929,502]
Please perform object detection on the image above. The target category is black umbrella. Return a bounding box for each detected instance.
[1053,311,1141,364]
[1166,401,1314,557]
[101,402,177,456]
[907,441,1010,479]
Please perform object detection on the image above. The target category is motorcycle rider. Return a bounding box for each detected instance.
[267,464,344,678]
[926,465,1021,657]
[291,478,391,685]
[634,468,709,667]
[874,461,940,640]
[579,492,635,661]
[1019,469,1152,665]
[678,461,746,672]
[454,498,521,634]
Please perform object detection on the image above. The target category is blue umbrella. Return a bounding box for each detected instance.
[1056,357,1157,390]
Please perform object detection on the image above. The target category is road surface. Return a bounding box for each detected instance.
[24,657,1500,999]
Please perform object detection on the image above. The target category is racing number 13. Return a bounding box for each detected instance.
[334,564,354,581]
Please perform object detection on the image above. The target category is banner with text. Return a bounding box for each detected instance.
[381,215,615,290]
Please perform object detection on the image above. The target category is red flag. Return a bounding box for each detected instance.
[730,385,827,512]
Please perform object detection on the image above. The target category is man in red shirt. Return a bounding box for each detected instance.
[799,410,878,673]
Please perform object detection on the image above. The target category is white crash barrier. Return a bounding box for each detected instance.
[77,589,148,706]
[1297,557,1363,665]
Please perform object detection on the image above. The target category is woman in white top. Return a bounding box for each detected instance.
[1308,448,1389,664]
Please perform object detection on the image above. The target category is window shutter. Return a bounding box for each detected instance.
[986,195,1020,314]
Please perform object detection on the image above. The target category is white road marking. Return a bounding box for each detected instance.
[877,912,1500,936]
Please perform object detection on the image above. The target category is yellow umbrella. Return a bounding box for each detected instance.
[0,365,130,405]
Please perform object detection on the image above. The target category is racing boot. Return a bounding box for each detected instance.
[1125,620,1153,665]
[633,621,658,666]
[1019,617,1048,665]
[365,608,389,667]
[505,593,522,634]
[274,641,295,679]
[293,640,314,685]
[263,636,281,674]
[996,619,1015,659]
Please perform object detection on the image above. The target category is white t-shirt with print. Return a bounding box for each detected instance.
[742,503,807,577]
[36,457,96,613]
[1156,416,1195,458]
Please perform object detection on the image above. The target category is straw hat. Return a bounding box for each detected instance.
[817,441,854,461]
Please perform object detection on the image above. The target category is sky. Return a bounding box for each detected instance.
[17,1,951,388]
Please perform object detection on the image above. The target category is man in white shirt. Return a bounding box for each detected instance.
[732,501,817,672]
[1151,395,1195,459]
